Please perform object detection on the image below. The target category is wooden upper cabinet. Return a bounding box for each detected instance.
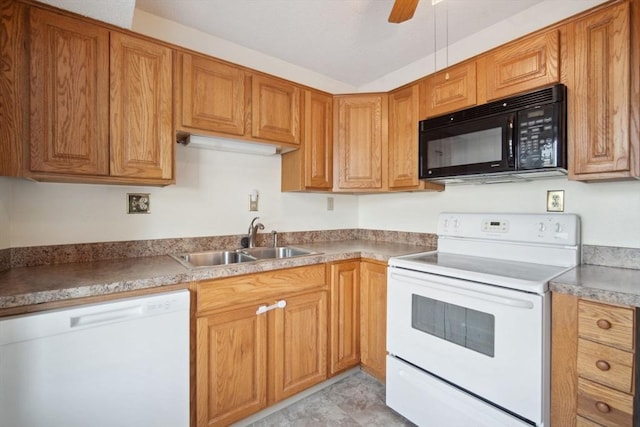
[569,1,638,180]
[177,53,245,136]
[29,8,110,176]
[251,74,301,144]
[110,33,173,180]
[388,84,420,189]
[334,94,388,191]
[425,61,477,117]
[281,90,333,191]
[304,91,333,189]
[483,30,560,100]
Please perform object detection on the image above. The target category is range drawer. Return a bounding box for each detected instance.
[578,300,634,351]
[577,377,633,427]
[578,338,634,393]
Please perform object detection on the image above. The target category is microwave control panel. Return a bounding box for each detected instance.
[517,104,558,169]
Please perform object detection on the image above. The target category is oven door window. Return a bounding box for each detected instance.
[411,294,495,357]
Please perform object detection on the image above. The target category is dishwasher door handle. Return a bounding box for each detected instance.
[70,305,143,328]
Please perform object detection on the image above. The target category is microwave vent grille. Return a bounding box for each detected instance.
[421,84,565,130]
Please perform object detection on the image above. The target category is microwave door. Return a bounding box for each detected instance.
[420,114,515,179]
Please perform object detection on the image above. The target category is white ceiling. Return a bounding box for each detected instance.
[134,0,545,87]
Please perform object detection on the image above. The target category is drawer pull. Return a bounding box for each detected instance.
[597,319,612,330]
[595,401,611,413]
[595,360,611,371]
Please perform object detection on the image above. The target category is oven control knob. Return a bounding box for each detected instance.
[555,223,563,233]
[537,222,546,232]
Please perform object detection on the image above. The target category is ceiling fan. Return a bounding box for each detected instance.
[388,0,419,23]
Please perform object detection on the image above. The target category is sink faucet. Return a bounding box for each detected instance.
[248,217,265,248]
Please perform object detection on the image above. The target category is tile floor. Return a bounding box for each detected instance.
[247,370,416,427]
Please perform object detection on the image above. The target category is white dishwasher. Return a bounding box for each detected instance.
[0,289,190,427]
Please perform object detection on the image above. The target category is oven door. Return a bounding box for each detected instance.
[387,267,548,425]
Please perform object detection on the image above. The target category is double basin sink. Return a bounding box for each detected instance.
[171,246,316,269]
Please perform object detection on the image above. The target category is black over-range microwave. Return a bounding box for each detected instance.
[419,84,567,183]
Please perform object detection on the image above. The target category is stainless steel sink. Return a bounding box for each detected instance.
[239,246,313,260]
[171,246,316,269]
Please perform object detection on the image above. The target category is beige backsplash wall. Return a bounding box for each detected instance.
[0,178,10,249]
[358,180,640,249]
[8,147,359,247]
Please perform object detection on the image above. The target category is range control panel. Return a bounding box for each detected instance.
[438,212,580,246]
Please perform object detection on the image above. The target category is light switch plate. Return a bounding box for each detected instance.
[128,193,150,214]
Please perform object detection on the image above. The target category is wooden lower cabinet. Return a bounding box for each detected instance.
[195,265,327,427]
[269,290,328,402]
[360,260,387,382]
[328,261,361,375]
[552,293,638,427]
[196,305,268,427]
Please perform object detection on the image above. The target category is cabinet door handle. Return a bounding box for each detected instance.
[596,360,611,371]
[597,319,612,330]
[595,401,611,413]
[256,299,287,315]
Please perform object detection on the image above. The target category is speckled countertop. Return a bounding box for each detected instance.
[550,264,640,307]
[0,240,431,311]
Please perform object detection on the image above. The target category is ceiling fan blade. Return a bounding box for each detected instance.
[388,0,419,23]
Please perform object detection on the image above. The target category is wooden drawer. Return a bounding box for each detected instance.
[577,378,633,427]
[577,415,605,427]
[196,265,326,313]
[578,300,634,351]
[578,338,634,394]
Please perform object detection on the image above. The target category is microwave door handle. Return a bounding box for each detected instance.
[508,118,514,160]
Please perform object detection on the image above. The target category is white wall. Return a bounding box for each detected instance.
[0,178,11,249]
[358,179,640,248]
[360,0,608,92]
[8,146,358,247]
[131,10,356,95]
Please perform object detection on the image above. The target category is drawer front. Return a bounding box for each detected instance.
[577,415,605,427]
[578,300,634,351]
[196,265,326,313]
[577,378,633,427]
[578,338,634,393]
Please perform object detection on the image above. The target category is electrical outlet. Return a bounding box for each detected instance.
[128,193,150,214]
[546,190,564,212]
[327,197,334,211]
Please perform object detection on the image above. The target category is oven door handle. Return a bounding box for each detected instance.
[389,272,535,309]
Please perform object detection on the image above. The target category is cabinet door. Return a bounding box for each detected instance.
[304,90,333,189]
[484,30,560,100]
[360,261,387,381]
[334,94,388,190]
[281,90,333,191]
[569,2,634,179]
[425,61,477,117]
[196,305,268,427]
[328,261,361,376]
[388,84,420,189]
[269,290,328,403]
[178,53,245,135]
[29,8,109,175]
[251,74,301,144]
[110,32,173,180]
